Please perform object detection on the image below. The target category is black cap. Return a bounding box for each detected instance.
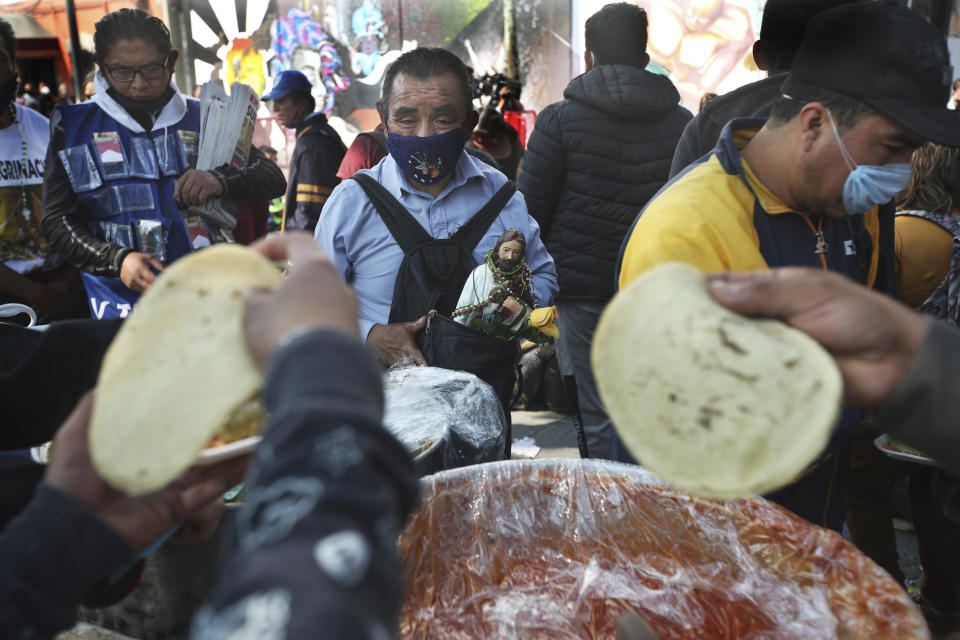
[782,0,960,146]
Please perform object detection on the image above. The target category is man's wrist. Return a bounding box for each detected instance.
[362,321,380,343]
[113,248,135,274]
[207,169,228,197]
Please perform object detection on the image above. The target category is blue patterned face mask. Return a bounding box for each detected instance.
[825,109,912,215]
[386,128,465,185]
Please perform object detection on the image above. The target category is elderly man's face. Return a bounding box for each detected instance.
[383,71,472,139]
[799,109,923,219]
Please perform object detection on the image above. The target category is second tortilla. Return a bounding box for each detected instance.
[592,262,842,498]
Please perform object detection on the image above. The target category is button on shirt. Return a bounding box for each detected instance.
[315,150,558,339]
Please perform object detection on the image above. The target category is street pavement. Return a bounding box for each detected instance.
[511,409,580,459]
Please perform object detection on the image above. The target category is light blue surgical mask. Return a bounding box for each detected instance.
[825,109,912,215]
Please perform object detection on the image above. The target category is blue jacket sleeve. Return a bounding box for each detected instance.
[288,137,344,233]
[191,329,419,639]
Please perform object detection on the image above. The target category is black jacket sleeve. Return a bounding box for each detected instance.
[0,485,134,638]
[191,329,419,639]
[41,110,133,277]
[874,320,960,475]
[288,137,344,233]
[668,113,709,179]
[517,104,565,237]
[210,145,287,204]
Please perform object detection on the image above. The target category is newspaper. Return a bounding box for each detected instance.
[190,82,261,232]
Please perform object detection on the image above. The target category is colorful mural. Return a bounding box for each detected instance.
[350,0,388,77]
[573,0,764,112]
[224,37,268,96]
[269,8,351,115]
[181,0,761,147]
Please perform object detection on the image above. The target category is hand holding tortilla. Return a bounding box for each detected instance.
[706,268,929,408]
[90,244,284,496]
[592,263,842,498]
[47,393,247,552]
[242,232,360,369]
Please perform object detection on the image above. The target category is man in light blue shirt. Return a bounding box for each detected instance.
[316,48,557,366]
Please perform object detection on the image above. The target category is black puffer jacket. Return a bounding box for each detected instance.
[519,65,691,301]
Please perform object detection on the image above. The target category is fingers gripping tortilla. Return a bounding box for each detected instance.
[592,263,842,498]
[90,245,283,496]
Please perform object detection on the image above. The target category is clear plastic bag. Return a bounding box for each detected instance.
[383,366,506,472]
[399,459,929,639]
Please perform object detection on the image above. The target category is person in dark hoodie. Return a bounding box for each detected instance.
[668,0,865,179]
[518,2,691,458]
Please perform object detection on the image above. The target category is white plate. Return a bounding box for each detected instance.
[874,434,937,466]
[194,435,261,465]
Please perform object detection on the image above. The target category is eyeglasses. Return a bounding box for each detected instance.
[106,56,170,83]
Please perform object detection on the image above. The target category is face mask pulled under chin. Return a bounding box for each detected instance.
[825,108,912,214]
[0,75,18,114]
[386,128,466,186]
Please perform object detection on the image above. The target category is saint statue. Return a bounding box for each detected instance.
[453,229,558,342]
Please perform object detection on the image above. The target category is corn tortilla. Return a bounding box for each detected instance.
[592,262,842,498]
[90,245,283,495]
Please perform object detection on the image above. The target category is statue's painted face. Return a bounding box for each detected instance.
[498,239,524,271]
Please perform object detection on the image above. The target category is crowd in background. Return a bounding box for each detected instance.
[2,0,960,638]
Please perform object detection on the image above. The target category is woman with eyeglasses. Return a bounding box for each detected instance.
[39,9,285,319]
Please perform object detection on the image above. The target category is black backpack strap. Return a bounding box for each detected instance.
[453,182,518,249]
[352,173,431,255]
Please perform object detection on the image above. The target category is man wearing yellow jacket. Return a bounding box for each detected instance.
[615,1,960,531]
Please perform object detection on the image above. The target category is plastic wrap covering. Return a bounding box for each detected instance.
[383,366,506,473]
[399,459,929,639]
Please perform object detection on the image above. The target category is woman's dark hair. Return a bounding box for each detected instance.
[898,143,960,216]
[94,9,172,62]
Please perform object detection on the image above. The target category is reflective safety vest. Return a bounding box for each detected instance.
[57,100,202,318]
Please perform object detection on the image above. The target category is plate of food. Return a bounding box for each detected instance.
[89,245,282,495]
[196,435,262,465]
[874,434,938,466]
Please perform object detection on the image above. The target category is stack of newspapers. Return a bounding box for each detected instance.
[191,82,260,232]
